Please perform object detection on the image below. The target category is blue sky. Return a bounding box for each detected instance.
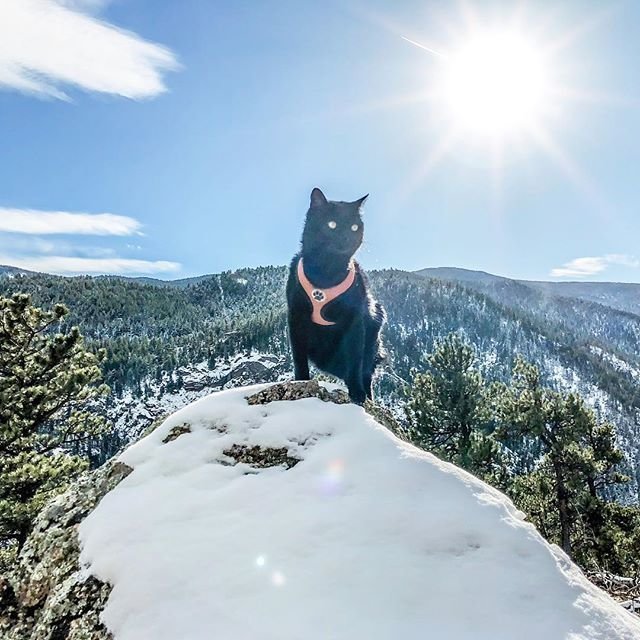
[1,0,639,282]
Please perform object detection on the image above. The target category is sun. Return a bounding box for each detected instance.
[439,30,552,138]
[392,6,603,200]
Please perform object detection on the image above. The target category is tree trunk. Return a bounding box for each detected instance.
[552,458,572,555]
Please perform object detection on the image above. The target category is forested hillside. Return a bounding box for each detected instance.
[1,266,639,500]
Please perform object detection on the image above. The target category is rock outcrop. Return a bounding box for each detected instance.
[246,379,349,405]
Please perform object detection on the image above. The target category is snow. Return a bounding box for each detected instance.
[590,345,640,382]
[79,384,640,640]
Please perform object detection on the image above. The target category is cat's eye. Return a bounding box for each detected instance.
[328,221,337,229]
[351,224,359,232]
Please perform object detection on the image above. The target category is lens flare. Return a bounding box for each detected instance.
[318,458,346,495]
[271,571,286,587]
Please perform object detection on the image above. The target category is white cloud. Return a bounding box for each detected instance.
[57,0,109,10]
[604,253,640,268]
[0,208,142,235]
[0,0,178,100]
[550,254,639,278]
[0,254,181,275]
[550,256,607,278]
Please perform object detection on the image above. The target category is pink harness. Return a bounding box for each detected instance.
[297,257,356,326]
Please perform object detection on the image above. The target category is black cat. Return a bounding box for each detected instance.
[286,187,386,404]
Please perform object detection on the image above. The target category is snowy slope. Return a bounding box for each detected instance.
[79,383,640,640]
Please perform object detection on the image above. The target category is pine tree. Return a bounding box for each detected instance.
[406,333,506,483]
[0,294,109,550]
[494,357,636,569]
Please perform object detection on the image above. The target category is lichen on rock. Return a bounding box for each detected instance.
[161,423,192,444]
[222,443,301,470]
[246,379,350,405]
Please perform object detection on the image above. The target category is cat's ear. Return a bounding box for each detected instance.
[310,187,328,209]
[353,194,369,210]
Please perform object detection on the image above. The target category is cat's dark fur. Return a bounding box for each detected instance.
[286,187,386,404]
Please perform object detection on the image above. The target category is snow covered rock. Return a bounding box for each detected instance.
[4,380,640,639]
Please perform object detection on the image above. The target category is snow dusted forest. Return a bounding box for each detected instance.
[2,265,639,497]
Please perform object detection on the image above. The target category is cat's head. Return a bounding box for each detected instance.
[301,187,368,258]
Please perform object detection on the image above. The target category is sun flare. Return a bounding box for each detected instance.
[439,31,552,138]
[394,5,604,201]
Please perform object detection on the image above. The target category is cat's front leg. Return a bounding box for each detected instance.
[345,320,366,404]
[347,369,367,405]
[288,311,310,380]
[294,356,310,381]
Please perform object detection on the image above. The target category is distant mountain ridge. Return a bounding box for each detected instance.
[417,267,640,316]
[0,265,227,289]
[0,265,38,278]
[4,263,639,316]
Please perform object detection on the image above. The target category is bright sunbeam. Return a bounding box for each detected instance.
[439,31,552,138]
[389,5,608,207]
